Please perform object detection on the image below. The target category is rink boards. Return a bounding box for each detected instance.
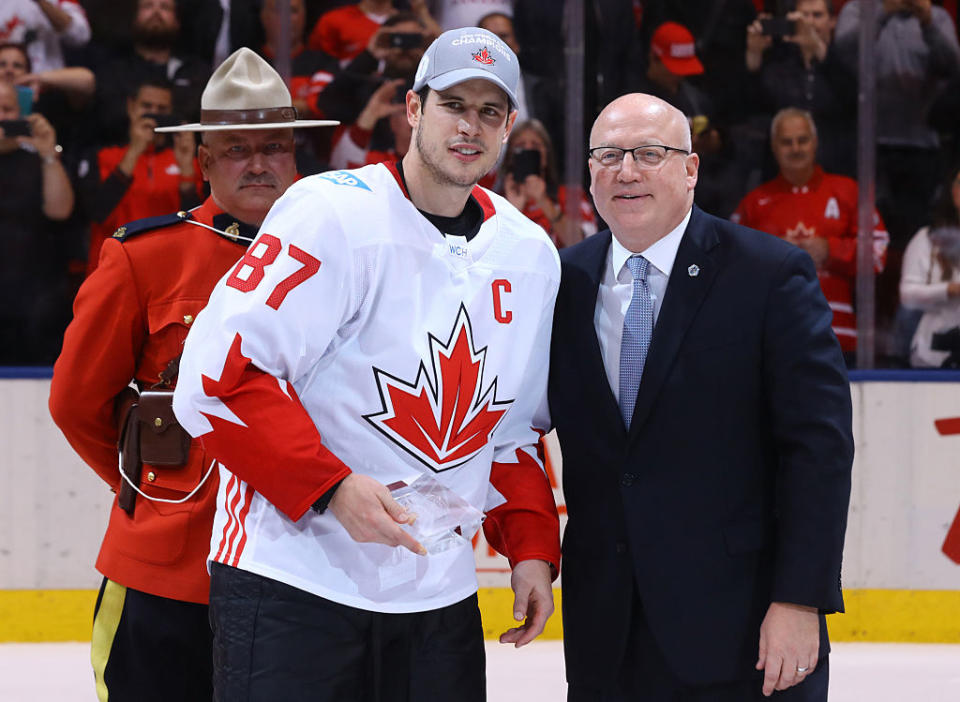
[1,372,959,642]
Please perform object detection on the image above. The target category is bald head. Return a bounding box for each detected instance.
[588,92,698,252]
[590,93,691,153]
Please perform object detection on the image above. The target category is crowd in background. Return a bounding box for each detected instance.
[2,0,959,368]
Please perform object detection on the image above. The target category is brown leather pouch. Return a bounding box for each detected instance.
[138,390,191,466]
[116,387,142,514]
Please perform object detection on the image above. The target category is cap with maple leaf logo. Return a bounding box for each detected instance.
[412,27,520,110]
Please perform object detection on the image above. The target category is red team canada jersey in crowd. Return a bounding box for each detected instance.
[87,145,202,273]
[173,163,561,613]
[732,167,888,351]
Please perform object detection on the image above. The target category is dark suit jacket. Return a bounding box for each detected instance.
[549,206,853,688]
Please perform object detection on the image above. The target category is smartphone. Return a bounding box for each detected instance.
[143,112,180,129]
[511,149,542,181]
[381,32,424,50]
[0,119,31,137]
[15,85,33,116]
[760,17,796,38]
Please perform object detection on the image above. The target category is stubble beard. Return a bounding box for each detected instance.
[414,119,484,190]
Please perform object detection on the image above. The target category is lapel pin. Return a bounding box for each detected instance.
[688,264,700,277]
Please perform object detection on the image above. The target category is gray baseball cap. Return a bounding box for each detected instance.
[412,27,519,109]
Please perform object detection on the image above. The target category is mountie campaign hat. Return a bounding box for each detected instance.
[155,47,338,132]
[650,22,705,77]
[412,27,520,109]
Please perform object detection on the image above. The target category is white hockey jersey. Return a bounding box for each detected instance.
[173,163,561,613]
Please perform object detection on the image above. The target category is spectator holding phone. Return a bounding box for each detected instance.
[0,42,95,153]
[0,79,75,363]
[0,42,94,105]
[316,12,430,168]
[0,0,91,73]
[900,165,960,368]
[316,12,428,125]
[79,77,201,273]
[745,0,857,177]
[308,0,440,61]
[498,119,594,248]
[329,76,410,169]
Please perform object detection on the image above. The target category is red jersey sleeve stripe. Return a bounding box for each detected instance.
[230,484,257,567]
[215,474,242,564]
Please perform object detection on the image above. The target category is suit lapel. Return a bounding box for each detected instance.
[564,231,624,431]
[628,207,721,438]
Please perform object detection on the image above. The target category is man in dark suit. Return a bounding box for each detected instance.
[549,93,853,700]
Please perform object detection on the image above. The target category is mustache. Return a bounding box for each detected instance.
[239,173,280,188]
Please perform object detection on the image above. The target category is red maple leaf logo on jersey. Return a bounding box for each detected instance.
[1,16,23,41]
[363,305,513,472]
[472,48,495,65]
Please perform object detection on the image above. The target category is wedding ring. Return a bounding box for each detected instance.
[796,666,809,674]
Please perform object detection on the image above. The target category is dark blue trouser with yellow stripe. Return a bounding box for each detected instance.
[91,578,213,701]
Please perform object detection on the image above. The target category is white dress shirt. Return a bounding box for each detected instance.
[594,209,691,401]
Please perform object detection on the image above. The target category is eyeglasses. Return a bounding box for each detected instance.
[587,144,690,170]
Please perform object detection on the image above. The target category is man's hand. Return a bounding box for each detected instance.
[12,73,41,99]
[130,115,157,153]
[521,173,548,206]
[366,26,392,61]
[19,113,57,158]
[756,602,819,697]
[498,559,554,648]
[172,131,196,180]
[503,173,548,212]
[328,473,426,555]
[745,15,774,72]
[503,173,526,210]
[785,11,828,64]
[356,79,406,131]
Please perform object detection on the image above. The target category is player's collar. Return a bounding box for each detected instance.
[773,165,825,194]
[386,160,496,224]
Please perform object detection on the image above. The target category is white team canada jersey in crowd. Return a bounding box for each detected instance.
[173,163,560,613]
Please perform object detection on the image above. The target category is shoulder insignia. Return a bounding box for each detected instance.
[318,170,372,192]
[112,210,193,242]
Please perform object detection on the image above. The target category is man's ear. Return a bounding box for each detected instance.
[197,143,212,182]
[685,151,700,190]
[406,90,422,129]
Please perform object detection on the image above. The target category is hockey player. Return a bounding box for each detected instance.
[49,48,336,701]
[172,26,561,701]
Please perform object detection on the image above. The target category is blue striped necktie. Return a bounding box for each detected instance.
[619,255,653,429]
